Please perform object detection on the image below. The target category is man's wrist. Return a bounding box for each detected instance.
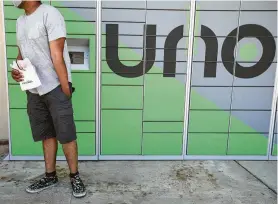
[61,83,70,90]
[61,83,71,96]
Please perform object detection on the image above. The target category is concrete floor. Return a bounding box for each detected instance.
[0,146,277,204]
[237,161,277,193]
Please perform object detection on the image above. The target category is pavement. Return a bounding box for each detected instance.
[0,145,277,204]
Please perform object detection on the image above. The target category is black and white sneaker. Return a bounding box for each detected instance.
[26,176,58,194]
[71,174,86,198]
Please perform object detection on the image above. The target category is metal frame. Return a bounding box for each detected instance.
[1,0,12,161]
[140,0,147,156]
[182,0,196,159]
[269,156,277,161]
[95,0,102,159]
[184,155,269,161]
[225,0,242,155]
[267,60,278,160]
[3,155,271,161]
[5,156,98,161]
[99,155,183,161]
[99,155,269,161]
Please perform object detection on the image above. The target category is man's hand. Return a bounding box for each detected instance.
[12,47,24,82]
[11,69,24,82]
[61,83,71,98]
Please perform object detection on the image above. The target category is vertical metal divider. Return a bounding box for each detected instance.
[96,0,102,160]
[267,64,278,160]
[267,0,278,158]
[140,0,148,156]
[182,0,196,159]
[225,1,242,155]
[1,0,11,160]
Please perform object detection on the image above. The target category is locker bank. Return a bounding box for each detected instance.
[2,0,278,160]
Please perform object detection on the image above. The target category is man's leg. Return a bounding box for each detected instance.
[25,91,59,194]
[46,85,86,198]
[62,140,78,174]
[43,138,58,173]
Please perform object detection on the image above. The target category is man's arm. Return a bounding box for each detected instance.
[49,37,71,97]
[44,7,70,96]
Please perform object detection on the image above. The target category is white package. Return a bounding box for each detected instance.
[10,58,41,91]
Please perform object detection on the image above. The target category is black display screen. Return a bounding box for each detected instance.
[69,52,85,64]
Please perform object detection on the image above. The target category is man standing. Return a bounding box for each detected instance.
[11,0,86,198]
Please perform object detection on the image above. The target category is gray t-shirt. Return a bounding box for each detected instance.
[16,4,71,95]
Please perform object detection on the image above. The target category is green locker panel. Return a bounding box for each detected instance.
[5,33,16,46]
[4,1,14,5]
[229,113,268,133]
[57,133,95,156]
[102,73,143,85]
[75,121,95,133]
[66,22,94,35]
[143,122,183,133]
[51,1,96,8]
[273,145,278,156]
[142,133,183,155]
[6,47,18,59]
[72,73,95,121]
[101,60,142,73]
[8,85,26,108]
[57,8,95,22]
[144,74,185,121]
[102,86,143,109]
[102,48,143,61]
[7,72,14,83]
[188,111,230,133]
[227,112,269,155]
[187,133,228,155]
[4,5,28,19]
[227,133,268,155]
[190,88,232,110]
[101,110,142,155]
[10,109,43,156]
[4,20,16,33]
[75,133,95,156]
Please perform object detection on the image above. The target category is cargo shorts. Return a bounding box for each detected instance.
[26,83,77,144]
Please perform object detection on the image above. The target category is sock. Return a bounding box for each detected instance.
[45,171,56,178]
[70,171,79,178]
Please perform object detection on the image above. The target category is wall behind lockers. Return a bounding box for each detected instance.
[0,0,9,141]
[2,0,278,159]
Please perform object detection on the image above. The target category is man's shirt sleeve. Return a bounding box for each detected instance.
[45,8,67,42]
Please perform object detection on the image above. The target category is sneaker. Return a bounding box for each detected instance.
[71,174,86,198]
[26,176,58,194]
